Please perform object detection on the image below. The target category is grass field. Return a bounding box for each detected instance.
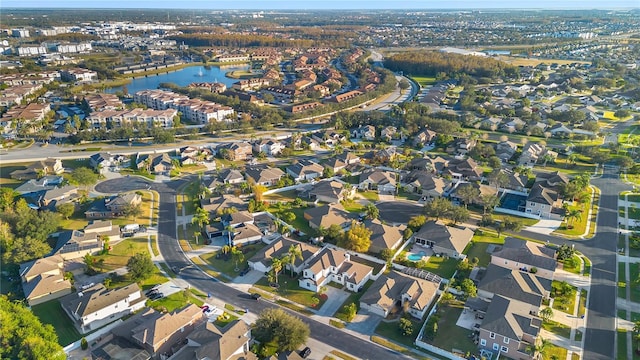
[410,76,437,87]
[147,289,204,313]
[254,275,326,309]
[542,344,568,360]
[421,256,459,279]
[463,232,505,267]
[94,237,150,272]
[200,242,265,278]
[374,317,422,348]
[554,195,592,236]
[429,304,477,355]
[31,299,82,346]
[542,320,571,339]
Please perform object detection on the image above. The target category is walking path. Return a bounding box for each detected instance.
[617,192,639,360]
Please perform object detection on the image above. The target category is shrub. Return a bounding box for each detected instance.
[81,337,88,350]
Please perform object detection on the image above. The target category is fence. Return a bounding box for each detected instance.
[63,319,123,354]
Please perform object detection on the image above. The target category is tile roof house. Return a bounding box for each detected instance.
[351,125,376,140]
[244,166,285,186]
[443,158,483,181]
[286,159,324,182]
[308,180,353,204]
[491,237,557,280]
[477,263,552,306]
[111,304,206,357]
[495,141,518,163]
[252,139,285,157]
[410,156,449,173]
[358,169,397,194]
[218,169,246,185]
[248,237,319,274]
[360,270,439,319]
[19,254,72,306]
[413,129,437,147]
[414,220,474,258]
[200,195,247,216]
[403,170,446,199]
[337,152,361,165]
[299,246,374,293]
[525,183,562,219]
[61,283,146,333]
[10,158,64,180]
[322,157,347,174]
[478,295,542,360]
[222,142,253,161]
[303,203,353,230]
[366,219,405,254]
[170,320,255,360]
[85,192,142,219]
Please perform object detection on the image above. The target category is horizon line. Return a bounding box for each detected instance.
[2,6,639,10]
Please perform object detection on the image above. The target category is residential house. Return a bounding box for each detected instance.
[358,169,397,194]
[26,184,79,209]
[85,192,142,219]
[446,138,477,155]
[61,283,146,333]
[480,117,502,131]
[380,126,398,142]
[83,93,123,111]
[322,157,347,174]
[303,203,353,229]
[299,246,374,292]
[534,171,569,192]
[501,169,530,193]
[10,158,64,180]
[245,166,285,187]
[360,270,440,318]
[201,195,246,216]
[501,118,526,133]
[495,141,518,163]
[312,131,346,146]
[135,153,174,175]
[19,255,72,306]
[413,129,438,147]
[351,125,376,140]
[90,152,125,173]
[449,182,495,207]
[286,159,324,182]
[478,295,542,360]
[308,180,353,204]
[409,156,449,173]
[548,123,572,137]
[337,152,361,165]
[518,143,556,167]
[413,220,474,258]
[443,158,483,181]
[252,139,285,156]
[490,237,557,280]
[169,320,254,360]
[222,142,253,161]
[111,304,206,357]
[219,169,245,185]
[477,263,552,306]
[525,183,562,219]
[228,222,263,246]
[248,237,318,274]
[403,170,446,199]
[366,219,404,254]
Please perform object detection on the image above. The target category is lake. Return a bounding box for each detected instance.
[107,64,250,94]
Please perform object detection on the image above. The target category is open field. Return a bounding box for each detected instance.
[497,56,590,67]
[32,299,82,346]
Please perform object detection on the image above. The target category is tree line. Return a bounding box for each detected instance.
[385,51,519,80]
[169,34,314,48]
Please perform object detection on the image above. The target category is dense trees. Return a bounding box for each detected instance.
[385,51,518,80]
[1,198,60,266]
[338,221,372,253]
[0,296,66,360]
[253,308,310,354]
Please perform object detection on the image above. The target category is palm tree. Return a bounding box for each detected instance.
[191,207,210,232]
[271,257,284,285]
[231,246,244,272]
[564,208,583,229]
[287,245,302,277]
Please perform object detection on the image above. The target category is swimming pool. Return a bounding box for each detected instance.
[407,251,426,262]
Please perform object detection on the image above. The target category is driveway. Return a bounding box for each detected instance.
[94,177,152,194]
[377,200,423,224]
[346,310,383,335]
[315,287,350,317]
[229,270,264,292]
[524,218,562,235]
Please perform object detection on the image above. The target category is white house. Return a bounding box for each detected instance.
[61,283,146,333]
[299,246,374,293]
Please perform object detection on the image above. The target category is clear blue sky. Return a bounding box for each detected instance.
[1,0,638,9]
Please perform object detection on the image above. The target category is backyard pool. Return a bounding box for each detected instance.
[407,251,426,262]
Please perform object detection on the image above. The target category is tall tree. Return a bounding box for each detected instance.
[481,194,500,215]
[231,246,245,271]
[271,257,284,284]
[70,167,98,190]
[338,221,372,252]
[423,197,453,220]
[0,296,66,360]
[253,308,310,353]
[456,184,481,209]
[364,203,380,220]
[287,245,302,277]
[123,203,143,221]
[127,252,155,281]
[56,203,75,220]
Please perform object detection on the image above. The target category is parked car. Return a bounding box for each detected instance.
[251,293,261,300]
[239,267,250,276]
[299,347,311,358]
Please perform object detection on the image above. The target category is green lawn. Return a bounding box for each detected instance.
[631,262,640,303]
[359,190,379,202]
[421,256,459,279]
[542,320,571,339]
[31,299,82,346]
[200,242,265,278]
[341,199,364,213]
[147,290,204,313]
[554,196,592,237]
[410,75,436,86]
[583,256,591,276]
[551,281,577,314]
[618,309,628,320]
[561,255,582,275]
[617,329,628,360]
[334,280,374,322]
[463,232,505,267]
[263,190,299,202]
[93,237,150,272]
[542,344,568,360]
[629,207,640,221]
[374,317,422,348]
[213,312,239,328]
[429,304,478,355]
[254,275,326,309]
[632,312,640,322]
[628,194,640,203]
[268,205,314,237]
[578,289,587,317]
[493,214,539,227]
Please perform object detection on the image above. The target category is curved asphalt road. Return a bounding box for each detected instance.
[96,177,411,360]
